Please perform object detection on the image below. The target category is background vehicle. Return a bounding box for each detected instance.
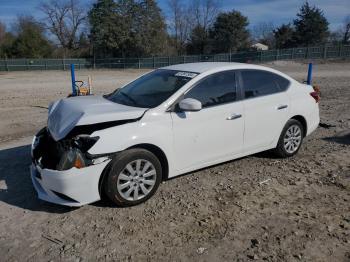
[31,62,320,207]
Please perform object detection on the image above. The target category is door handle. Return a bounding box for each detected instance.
[277,105,288,110]
[226,113,242,120]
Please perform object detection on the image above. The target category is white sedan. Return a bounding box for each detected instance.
[31,62,320,207]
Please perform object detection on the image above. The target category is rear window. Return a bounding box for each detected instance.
[240,70,289,99]
[274,74,290,91]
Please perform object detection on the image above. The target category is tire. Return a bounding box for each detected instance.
[273,119,304,158]
[104,148,162,207]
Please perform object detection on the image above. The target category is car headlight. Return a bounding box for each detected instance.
[56,147,89,171]
[55,135,99,171]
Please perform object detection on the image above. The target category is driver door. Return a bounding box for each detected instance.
[170,70,244,173]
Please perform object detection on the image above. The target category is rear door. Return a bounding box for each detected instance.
[238,69,290,152]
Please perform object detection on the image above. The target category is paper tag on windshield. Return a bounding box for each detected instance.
[175,72,198,78]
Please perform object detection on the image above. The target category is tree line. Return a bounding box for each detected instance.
[0,0,349,59]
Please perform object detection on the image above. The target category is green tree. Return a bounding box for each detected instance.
[89,0,167,57]
[11,16,52,58]
[187,25,211,54]
[70,32,91,57]
[0,32,16,58]
[130,0,168,57]
[0,20,17,58]
[89,0,125,57]
[210,10,250,53]
[274,24,295,49]
[293,1,329,46]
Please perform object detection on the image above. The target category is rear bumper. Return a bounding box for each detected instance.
[30,159,111,207]
[306,106,320,136]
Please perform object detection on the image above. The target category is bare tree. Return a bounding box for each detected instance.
[0,21,6,43]
[39,0,86,55]
[343,15,350,44]
[189,0,220,30]
[168,0,191,54]
[328,30,343,44]
[252,22,275,48]
[168,0,220,54]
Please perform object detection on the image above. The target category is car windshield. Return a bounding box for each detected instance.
[105,69,198,108]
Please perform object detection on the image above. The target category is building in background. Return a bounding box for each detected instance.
[251,43,269,50]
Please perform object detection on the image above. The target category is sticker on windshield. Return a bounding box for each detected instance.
[175,72,198,78]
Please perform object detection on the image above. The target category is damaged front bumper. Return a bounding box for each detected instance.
[30,160,110,207]
[30,127,112,206]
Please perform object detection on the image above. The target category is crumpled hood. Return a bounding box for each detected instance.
[47,95,147,141]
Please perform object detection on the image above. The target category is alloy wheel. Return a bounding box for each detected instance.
[283,124,302,154]
[116,159,157,201]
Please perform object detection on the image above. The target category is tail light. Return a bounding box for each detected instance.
[310,85,320,103]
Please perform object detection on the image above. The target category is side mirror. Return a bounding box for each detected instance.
[178,98,202,112]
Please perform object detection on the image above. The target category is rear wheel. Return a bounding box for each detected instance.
[104,149,162,206]
[274,119,304,158]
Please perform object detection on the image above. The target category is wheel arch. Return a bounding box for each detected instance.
[290,115,307,137]
[97,143,169,198]
[127,143,169,181]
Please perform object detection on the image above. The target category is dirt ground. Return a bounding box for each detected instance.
[0,61,349,261]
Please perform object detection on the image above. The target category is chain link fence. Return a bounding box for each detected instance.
[1,44,349,71]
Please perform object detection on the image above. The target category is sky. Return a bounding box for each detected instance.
[0,0,349,31]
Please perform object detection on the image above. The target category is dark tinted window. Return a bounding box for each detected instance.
[184,71,237,108]
[241,70,288,98]
[275,74,290,91]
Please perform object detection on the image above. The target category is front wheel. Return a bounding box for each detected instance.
[273,119,304,158]
[104,149,162,206]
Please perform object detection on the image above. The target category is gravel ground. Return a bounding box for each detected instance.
[0,61,349,261]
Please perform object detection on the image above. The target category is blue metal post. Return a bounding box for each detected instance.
[70,64,76,96]
[307,63,313,85]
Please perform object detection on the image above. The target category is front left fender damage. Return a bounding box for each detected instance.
[30,117,142,206]
[33,116,142,171]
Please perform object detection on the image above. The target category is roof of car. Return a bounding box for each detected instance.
[161,62,248,73]
[160,62,295,82]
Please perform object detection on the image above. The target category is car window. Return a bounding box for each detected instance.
[241,70,288,98]
[184,71,237,108]
[274,74,290,91]
[105,69,197,108]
